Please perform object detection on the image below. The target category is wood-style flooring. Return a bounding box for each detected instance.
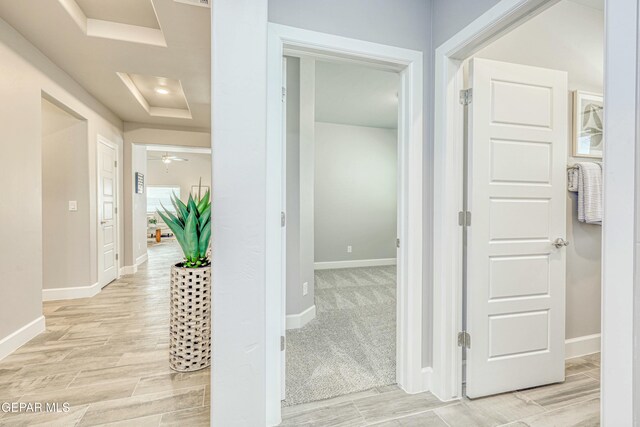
[0,241,210,426]
[0,239,600,426]
[281,354,600,426]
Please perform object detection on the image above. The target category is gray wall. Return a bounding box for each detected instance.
[0,17,122,343]
[315,122,398,262]
[474,0,603,340]
[431,0,501,48]
[132,144,148,263]
[42,99,91,290]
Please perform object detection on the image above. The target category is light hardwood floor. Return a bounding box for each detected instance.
[0,239,600,426]
[281,353,600,426]
[0,241,210,426]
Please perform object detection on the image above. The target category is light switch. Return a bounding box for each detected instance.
[68,201,78,211]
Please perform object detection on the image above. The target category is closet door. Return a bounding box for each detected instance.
[466,58,568,398]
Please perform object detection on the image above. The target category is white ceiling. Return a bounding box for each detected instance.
[315,60,399,129]
[0,0,210,129]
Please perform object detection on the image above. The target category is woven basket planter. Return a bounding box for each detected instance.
[169,264,211,372]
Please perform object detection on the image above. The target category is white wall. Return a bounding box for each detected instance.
[42,99,91,290]
[474,0,603,341]
[315,122,397,263]
[146,152,212,202]
[211,1,268,425]
[0,17,122,352]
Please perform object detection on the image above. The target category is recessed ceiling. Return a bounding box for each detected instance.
[315,60,399,129]
[118,72,191,119]
[0,0,210,128]
[75,0,160,29]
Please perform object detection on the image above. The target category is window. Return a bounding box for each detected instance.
[147,186,180,214]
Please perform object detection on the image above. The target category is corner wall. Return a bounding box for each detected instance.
[0,16,122,356]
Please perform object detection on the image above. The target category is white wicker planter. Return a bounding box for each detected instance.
[169,264,211,372]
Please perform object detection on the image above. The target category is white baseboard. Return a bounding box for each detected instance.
[42,282,101,301]
[286,305,316,330]
[0,316,45,361]
[565,333,601,359]
[120,264,137,276]
[136,252,148,266]
[314,258,397,270]
[121,252,149,276]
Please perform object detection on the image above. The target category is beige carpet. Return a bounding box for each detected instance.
[283,266,397,406]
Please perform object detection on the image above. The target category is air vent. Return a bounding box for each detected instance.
[174,0,210,7]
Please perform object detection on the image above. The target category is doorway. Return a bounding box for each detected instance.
[282,56,400,405]
[266,24,425,424]
[433,0,604,404]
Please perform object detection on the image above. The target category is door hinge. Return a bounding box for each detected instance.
[115,253,119,261]
[458,211,471,226]
[282,86,286,102]
[281,335,286,351]
[396,238,400,248]
[458,331,471,349]
[459,88,472,105]
[114,160,118,168]
[281,211,286,227]
[115,207,118,214]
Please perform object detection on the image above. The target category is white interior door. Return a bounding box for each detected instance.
[466,58,568,398]
[98,140,118,287]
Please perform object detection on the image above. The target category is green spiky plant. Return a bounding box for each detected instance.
[157,188,211,268]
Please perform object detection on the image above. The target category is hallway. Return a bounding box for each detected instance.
[0,242,210,426]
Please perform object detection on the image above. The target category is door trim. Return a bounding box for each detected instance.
[96,135,120,288]
[266,23,424,426]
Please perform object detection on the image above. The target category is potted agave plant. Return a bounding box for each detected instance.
[158,188,211,372]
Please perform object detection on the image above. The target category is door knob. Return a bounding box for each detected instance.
[552,238,569,248]
[100,220,108,225]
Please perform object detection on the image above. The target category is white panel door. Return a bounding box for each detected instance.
[466,58,568,398]
[98,140,118,287]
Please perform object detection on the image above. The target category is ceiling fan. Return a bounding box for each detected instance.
[149,152,189,164]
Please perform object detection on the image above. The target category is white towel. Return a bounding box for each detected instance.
[568,162,603,225]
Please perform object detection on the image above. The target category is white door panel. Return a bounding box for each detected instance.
[98,141,118,287]
[466,58,567,398]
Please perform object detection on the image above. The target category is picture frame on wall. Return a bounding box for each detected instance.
[573,91,603,158]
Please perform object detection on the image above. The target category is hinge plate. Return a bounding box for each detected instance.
[282,86,286,102]
[115,253,119,261]
[281,212,286,227]
[458,331,471,349]
[114,160,118,167]
[396,238,400,248]
[459,88,472,105]
[281,335,285,351]
[458,211,471,226]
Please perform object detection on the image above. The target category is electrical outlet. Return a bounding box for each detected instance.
[68,201,77,211]
[302,282,308,296]
[347,245,352,253]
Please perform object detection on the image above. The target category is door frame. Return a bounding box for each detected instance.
[96,134,120,288]
[432,1,640,425]
[266,23,424,425]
